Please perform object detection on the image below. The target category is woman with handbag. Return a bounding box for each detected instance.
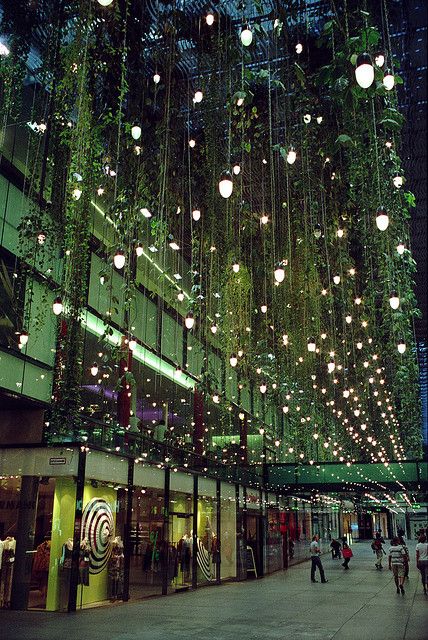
[341,542,353,569]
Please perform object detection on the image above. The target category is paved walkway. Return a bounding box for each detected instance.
[1,541,427,640]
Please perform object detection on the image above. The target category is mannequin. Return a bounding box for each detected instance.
[60,538,74,570]
[78,539,90,587]
[59,538,74,610]
[108,536,124,599]
[0,537,16,608]
[33,536,51,601]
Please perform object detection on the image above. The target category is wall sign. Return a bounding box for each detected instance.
[49,457,67,465]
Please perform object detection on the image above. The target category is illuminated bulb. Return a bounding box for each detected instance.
[333,275,341,285]
[239,412,245,421]
[286,146,297,165]
[230,262,240,274]
[383,69,395,91]
[355,53,374,88]
[135,243,144,257]
[131,125,141,140]
[313,433,319,440]
[97,0,113,5]
[72,187,82,201]
[52,297,63,315]
[307,337,316,352]
[321,289,327,296]
[177,290,185,302]
[19,330,29,345]
[288,447,294,453]
[90,363,99,376]
[397,340,406,354]
[210,324,218,334]
[314,224,322,239]
[260,382,267,394]
[233,164,241,175]
[389,291,400,310]
[189,138,196,148]
[240,26,253,47]
[295,43,303,54]
[327,358,335,373]
[303,114,311,124]
[140,207,152,218]
[393,174,403,189]
[355,297,362,305]
[336,228,344,238]
[192,208,201,221]
[113,249,125,269]
[261,305,267,314]
[282,405,289,414]
[274,263,285,283]
[349,268,356,276]
[343,388,350,398]
[316,116,323,124]
[345,315,352,324]
[236,97,244,107]
[356,341,363,350]
[194,89,203,103]
[185,313,195,329]
[375,52,385,67]
[0,41,10,56]
[259,214,269,225]
[218,170,233,198]
[376,207,389,231]
[129,338,137,351]
[259,428,265,435]
[206,13,214,26]
[213,394,220,404]
[229,354,238,368]
[396,242,405,255]
[153,73,160,84]
[275,439,280,447]
[354,409,360,417]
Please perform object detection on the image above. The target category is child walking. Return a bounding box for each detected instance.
[342,542,353,569]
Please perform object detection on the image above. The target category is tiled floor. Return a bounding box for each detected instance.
[1,541,427,640]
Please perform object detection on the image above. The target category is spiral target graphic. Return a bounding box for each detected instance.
[81,497,114,574]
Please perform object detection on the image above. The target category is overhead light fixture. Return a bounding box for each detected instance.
[374,52,385,67]
[97,0,113,5]
[313,224,322,239]
[389,291,400,310]
[206,13,214,26]
[113,249,125,269]
[233,164,241,175]
[286,146,297,165]
[355,53,374,88]
[131,125,142,140]
[229,354,238,367]
[274,262,285,283]
[193,89,203,103]
[210,324,218,334]
[333,275,341,285]
[240,25,253,47]
[397,340,406,354]
[396,242,405,255]
[307,337,316,352]
[185,312,195,329]
[19,330,29,345]
[232,262,240,273]
[192,208,201,221]
[177,290,185,302]
[259,382,267,394]
[383,69,395,91]
[393,174,403,189]
[169,239,180,251]
[153,73,160,84]
[376,207,389,231]
[218,170,233,198]
[90,362,99,376]
[0,41,10,56]
[295,42,303,54]
[135,243,144,257]
[52,297,64,315]
[327,358,335,373]
[140,207,152,218]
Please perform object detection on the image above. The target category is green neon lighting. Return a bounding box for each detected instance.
[82,310,195,391]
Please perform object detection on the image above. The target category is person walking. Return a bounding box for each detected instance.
[397,534,410,579]
[310,534,328,583]
[341,542,353,569]
[330,539,341,559]
[388,537,407,594]
[371,532,385,570]
[415,533,428,595]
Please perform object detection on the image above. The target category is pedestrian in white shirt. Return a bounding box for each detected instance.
[415,533,428,595]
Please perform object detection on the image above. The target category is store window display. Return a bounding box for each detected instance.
[168,490,193,592]
[0,536,16,608]
[197,492,217,585]
[220,485,236,580]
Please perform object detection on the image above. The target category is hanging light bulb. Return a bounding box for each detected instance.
[336,228,344,238]
[52,296,63,315]
[259,382,267,394]
[193,89,203,103]
[229,354,238,367]
[0,41,10,56]
[397,340,406,354]
[355,297,362,305]
[97,0,113,5]
[192,208,201,221]
[240,25,253,47]
[131,125,141,140]
[327,358,335,373]
[218,170,233,198]
[295,42,303,54]
[307,337,316,352]
[72,187,82,201]
[185,312,195,329]
[375,52,385,67]
[113,249,125,269]
[153,72,160,84]
[396,242,405,255]
[313,224,322,239]
[275,439,280,447]
[393,174,404,188]
[355,53,374,88]
[389,291,400,310]
[376,207,389,231]
[357,341,363,350]
[90,362,99,376]
[233,164,241,175]
[210,324,218,335]
[345,315,352,324]
[129,338,137,351]
[316,116,323,124]
[19,330,29,345]
[286,146,297,165]
[343,387,350,399]
[188,138,196,148]
[177,290,185,302]
[303,113,311,124]
[212,393,220,404]
[260,214,269,225]
[354,408,360,417]
[260,305,267,314]
[36,230,46,245]
[383,69,395,91]
[333,275,341,285]
[274,262,285,283]
[232,261,240,273]
[206,13,214,26]
[282,405,289,414]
